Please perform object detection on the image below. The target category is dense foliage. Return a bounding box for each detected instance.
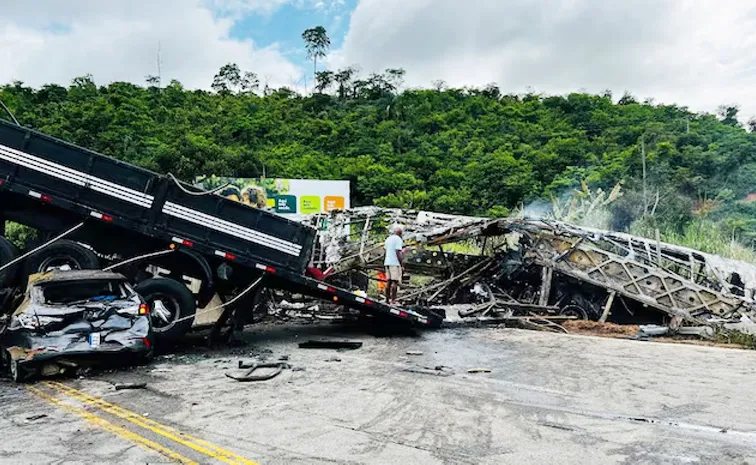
[3,69,756,256]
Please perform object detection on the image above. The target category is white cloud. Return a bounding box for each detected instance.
[0,0,303,90]
[333,0,756,118]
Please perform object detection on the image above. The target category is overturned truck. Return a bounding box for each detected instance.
[309,208,756,335]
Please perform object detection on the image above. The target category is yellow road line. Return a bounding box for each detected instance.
[46,381,258,465]
[27,385,198,465]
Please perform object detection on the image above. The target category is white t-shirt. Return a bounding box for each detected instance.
[384,235,404,266]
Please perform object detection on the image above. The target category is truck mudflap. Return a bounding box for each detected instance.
[265,267,443,327]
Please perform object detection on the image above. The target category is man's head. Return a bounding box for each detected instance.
[393,225,403,237]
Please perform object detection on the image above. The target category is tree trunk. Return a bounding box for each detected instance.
[313,57,317,93]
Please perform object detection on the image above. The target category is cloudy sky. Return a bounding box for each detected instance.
[2,0,756,117]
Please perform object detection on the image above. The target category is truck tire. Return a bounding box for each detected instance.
[22,239,100,277]
[135,278,196,343]
[559,293,601,321]
[0,237,19,287]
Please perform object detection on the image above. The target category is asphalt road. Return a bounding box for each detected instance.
[2,324,756,464]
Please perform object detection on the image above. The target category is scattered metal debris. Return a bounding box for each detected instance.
[638,325,671,337]
[150,368,173,374]
[225,361,291,382]
[402,365,454,377]
[25,414,48,422]
[539,422,576,432]
[298,340,363,350]
[406,351,423,356]
[467,368,492,374]
[114,382,147,391]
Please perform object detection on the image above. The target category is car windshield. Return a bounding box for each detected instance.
[39,280,130,305]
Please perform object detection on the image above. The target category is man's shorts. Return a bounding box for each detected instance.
[385,266,402,282]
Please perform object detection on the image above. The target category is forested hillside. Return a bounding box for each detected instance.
[2,69,756,257]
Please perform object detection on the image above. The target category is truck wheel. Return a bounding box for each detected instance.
[559,304,590,321]
[135,278,196,343]
[22,239,99,276]
[0,237,19,287]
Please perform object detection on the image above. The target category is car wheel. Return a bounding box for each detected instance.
[135,278,196,344]
[9,359,29,383]
[22,239,99,279]
[0,236,19,288]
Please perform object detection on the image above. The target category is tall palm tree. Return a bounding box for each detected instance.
[302,26,331,88]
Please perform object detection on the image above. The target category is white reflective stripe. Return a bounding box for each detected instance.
[419,318,428,324]
[2,144,86,187]
[214,250,226,257]
[171,237,184,244]
[1,144,153,206]
[88,180,152,207]
[28,190,42,199]
[163,202,301,256]
[0,143,154,208]
[255,264,267,270]
[390,309,400,315]
[90,211,103,219]
[355,297,366,303]
[317,284,328,290]
[164,202,301,254]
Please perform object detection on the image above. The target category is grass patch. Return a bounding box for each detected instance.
[713,328,756,349]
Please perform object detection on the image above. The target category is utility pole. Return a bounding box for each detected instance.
[156,41,163,87]
[642,135,648,216]
[686,116,690,134]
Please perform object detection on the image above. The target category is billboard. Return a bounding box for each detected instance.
[195,176,350,214]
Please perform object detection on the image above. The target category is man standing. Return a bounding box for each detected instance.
[384,226,404,304]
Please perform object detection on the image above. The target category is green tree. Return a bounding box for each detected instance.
[314,70,335,94]
[302,26,331,85]
[718,104,740,126]
[212,63,242,93]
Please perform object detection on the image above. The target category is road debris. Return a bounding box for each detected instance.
[402,365,454,377]
[406,350,423,356]
[638,325,671,337]
[113,382,147,391]
[150,368,173,374]
[225,361,291,382]
[25,414,48,422]
[539,422,576,432]
[298,340,363,350]
[467,368,492,374]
